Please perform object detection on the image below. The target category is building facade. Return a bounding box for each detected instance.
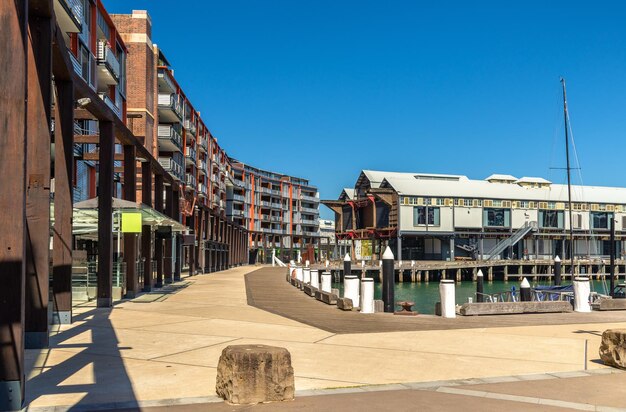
[228,159,320,263]
[324,170,626,261]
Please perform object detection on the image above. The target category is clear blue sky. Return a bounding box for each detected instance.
[108,1,626,219]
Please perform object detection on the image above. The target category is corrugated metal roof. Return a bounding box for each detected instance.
[375,172,626,204]
[485,174,518,181]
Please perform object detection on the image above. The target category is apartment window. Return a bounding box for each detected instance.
[424,197,431,205]
[492,200,502,207]
[591,212,610,229]
[413,206,440,226]
[463,199,472,207]
[473,199,483,207]
[484,208,510,227]
[539,210,563,229]
[435,198,444,206]
[80,45,90,83]
[519,201,530,208]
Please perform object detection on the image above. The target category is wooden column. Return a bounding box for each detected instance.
[197,208,204,273]
[25,11,52,349]
[97,121,114,307]
[123,145,138,297]
[0,0,27,408]
[173,189,181,281]
[141,161,152,291]
[52,80,74,324]
[164,184,173,284]
[154,174,163,288]
[188,211,196,276]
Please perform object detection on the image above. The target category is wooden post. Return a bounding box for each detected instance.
[488,266,493,281]
[503,264,508,281]
[154,174,163,287]
[123,145,138,297]
[164,184,173,284]
[0,1,27,407]
[173,189,181,281]
[52,80,74,324]
[97,121,114,307]
[25,11,52,349]
[188,211,196,275]
[141,161,152,291]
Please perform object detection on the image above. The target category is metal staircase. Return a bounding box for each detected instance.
[485,221,537,260]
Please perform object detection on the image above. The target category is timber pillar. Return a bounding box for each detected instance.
[97,121,115,308]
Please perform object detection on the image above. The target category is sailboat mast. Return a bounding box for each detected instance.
[560,77,575,276]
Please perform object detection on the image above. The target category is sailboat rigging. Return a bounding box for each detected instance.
[560,77,575,278]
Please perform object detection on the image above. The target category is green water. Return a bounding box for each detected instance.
[332,279,610,314]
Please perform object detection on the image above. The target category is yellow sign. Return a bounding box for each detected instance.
[121,212,142,233]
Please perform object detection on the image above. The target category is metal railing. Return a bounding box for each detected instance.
[157,125,183,151]
[96,41,120,82]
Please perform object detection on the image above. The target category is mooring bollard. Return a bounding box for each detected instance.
[520,277,531,301]
[554,255,562,286]
[361,278,375,314]
[343,253,351,282]
[325,259,329,268]
[295,266,303,282]
[305,259,310,268]
[344,275,360,308]
[476,269,484,303]
[574,276,591,312]
[310,269,319,289]
[303,267,311,284]
[382,246,395,313]
[321,271,332,293]
[439,279,456,318]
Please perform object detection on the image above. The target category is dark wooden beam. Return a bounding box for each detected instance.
[51,19,72,82]
[123,145,138,298]
[164,185,174,284]
[83,152,124,161]
[142,161,153,292]
[52,80,74,325]
[97,121,114,307]
[173,189,182,281]
[154,174,164,287]
[0,0,27,409]
[74,134,99,144]
[25,11,52,349]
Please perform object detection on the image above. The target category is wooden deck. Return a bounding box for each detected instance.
[245,267,626,334]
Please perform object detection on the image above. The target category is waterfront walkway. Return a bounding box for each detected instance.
[24,266,626,411]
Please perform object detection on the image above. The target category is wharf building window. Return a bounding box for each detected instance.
[414,206,440,226]
[591,212,612,229]
[538,210,564,229]
[483,208,511,227]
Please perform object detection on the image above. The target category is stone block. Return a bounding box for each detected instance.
[337,297,353,311]
[303,284,318,297]
[597,299,626,311]
[216,344,295,404]
[315,290,338,305]
[459,301,572,316]
[374,299,384,313]
[600,329,626,369]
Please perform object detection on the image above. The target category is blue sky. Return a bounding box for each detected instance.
[108,1,626,219]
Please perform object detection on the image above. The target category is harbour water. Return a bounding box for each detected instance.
[332,279,610,314]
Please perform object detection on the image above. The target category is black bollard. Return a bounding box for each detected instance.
[554,255,562,286]
[343,253,351,282]
[476,269,484,303]
[610,218,615,297]
[520,277,531,302]
[382,246,395,313]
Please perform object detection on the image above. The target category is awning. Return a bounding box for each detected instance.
[68,197,187,236]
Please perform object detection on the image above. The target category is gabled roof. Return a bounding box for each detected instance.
[339,188,355,201]
[515,177,552,184]
[485,174,518,182]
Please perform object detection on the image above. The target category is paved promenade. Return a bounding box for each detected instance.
[24,266,626,411]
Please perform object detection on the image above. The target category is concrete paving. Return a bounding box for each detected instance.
[24,265,626,411]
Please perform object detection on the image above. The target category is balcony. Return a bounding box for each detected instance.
[158,93,183,122]
[270,215,281,222]
[96,41,120,86]
[157,124,183,153]
[301,206,319,214]
[232,194,245,202]
[198,137,208,153]
[54,0,82,34]
[301,218,317,225]
[301,194,319,203]
[158,157,184,181]
[230,210,246,217]
[260,215,271,222]
[185,146,196,166]
[197,159,207,175]
[198,183,208,197]
[270,202,282,209]
[184,119,197,136]
[157,68,176,93]
[185,174,196,191]
[99,93,121,119]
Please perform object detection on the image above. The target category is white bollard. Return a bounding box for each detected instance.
[288,264,294,279]
[361,260,365,268]
[303,267,311,284]
[344,275,360,308]
[305,259,310,267]
[295,266,304,282]
[439,279,456,318]
[310,269,319,289]
[325,259,329,268]
[321,271,332,293]
[379,260,382,267]
[360,278,375,313]
[297,250,302,263]
[573,276,591,312]
[272,249,276,267]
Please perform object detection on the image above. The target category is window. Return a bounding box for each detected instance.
[473,199,483,207]
[591,212,610,229]
[435,198,444,206]
[492,200,502,207]
[539,210,563,228]
[413,206,440,226]
[519,201,530,208]
[484,208,510,227]
[463,199,472,207]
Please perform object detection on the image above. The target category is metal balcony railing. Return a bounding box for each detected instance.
[232,194,245,202]
[158,93,183,119]
[158,157,184,181]
[157,125,183,152]
[301,206,319,214]
[185,146,196,161]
